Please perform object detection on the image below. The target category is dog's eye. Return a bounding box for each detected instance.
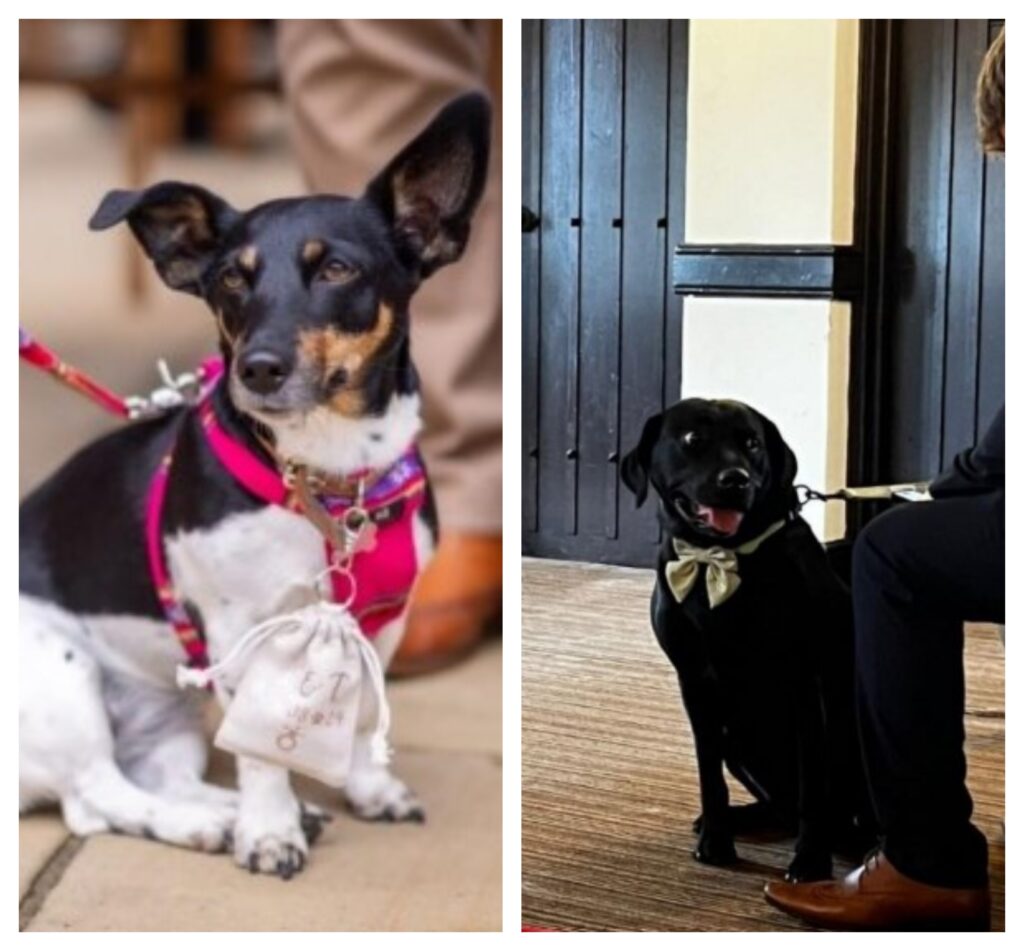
[746,436,762,452]
[682,431,702,448]
[319,260,358,284]
[220,270,245,292]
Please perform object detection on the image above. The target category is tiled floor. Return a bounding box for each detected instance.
[20,644,502,931]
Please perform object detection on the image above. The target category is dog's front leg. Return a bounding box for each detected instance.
[344,628,425,823]
[678,674,737,866]
[234,756,310,878]
[345,734,425,823]
[786,684,833,883]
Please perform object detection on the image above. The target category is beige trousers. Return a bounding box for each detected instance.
[276,20,503,535]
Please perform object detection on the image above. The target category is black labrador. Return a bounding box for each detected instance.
[621,398,871,882]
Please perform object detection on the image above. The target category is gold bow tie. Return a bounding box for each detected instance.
[665,520,787,609]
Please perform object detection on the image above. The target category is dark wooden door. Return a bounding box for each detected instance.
[882,19,1004,482]
[522,19,688,566]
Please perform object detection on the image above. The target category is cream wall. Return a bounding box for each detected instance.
[682,19,859,539]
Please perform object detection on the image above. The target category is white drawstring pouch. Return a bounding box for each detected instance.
[177,600,391,787]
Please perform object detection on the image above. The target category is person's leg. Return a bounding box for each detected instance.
[276,21,502,671]
[852,491,1004,888]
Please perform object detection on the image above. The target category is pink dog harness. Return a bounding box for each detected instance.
[18,333,426,670]
[145,361,427,670]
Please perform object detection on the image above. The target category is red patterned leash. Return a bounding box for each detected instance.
[19,326,219,419]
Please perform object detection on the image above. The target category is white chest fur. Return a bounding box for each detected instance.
[166,506,326,660]
[253,393,423,476]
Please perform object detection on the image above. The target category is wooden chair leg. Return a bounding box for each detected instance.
[488,20,502,100]
[123,20,184,302]
[209,19,252,150]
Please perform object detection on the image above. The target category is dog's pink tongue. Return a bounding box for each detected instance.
[696,505,745,535]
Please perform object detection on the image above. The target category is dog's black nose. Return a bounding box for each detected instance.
[238,350,291,395]
[717,467,751,490]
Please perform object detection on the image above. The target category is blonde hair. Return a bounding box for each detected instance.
[976,27,1005,154]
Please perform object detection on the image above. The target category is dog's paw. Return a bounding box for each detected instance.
[185,801,238,853]
[345,769,425,823]
[299,800,333,846]
[785,849,833,883]
[233,810,309,879]
[693,802,782,837]
[137,799,236,853]
[693,826,738,866]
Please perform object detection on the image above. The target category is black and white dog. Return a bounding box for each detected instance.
[621,398,871,882]
[20,94,490,877]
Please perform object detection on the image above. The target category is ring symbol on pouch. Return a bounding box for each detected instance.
[276,726,302,751]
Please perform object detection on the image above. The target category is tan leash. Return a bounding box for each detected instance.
[797,482,931,508]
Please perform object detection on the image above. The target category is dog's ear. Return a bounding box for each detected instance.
[621,412,663,507]
[752,409,799,510]
[89,182,239,295]
[364,92,490,279]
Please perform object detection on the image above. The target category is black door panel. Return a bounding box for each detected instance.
[885,19,1004,482]
[522,19,688,567]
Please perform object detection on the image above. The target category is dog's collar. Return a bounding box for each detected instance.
[200,358,399,504]
[249,424,393,502]
[198,395,421,553]
[665,519,787,608]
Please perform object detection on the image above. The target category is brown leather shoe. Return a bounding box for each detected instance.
[764,849,990,931]
[389,533,501,677]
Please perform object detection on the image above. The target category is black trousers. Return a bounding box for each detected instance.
[852,490,1004,889]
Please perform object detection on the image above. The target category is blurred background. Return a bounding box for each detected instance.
[20,20,303,493]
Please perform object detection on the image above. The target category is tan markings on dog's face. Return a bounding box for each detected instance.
[298,304,396,417]
[215,308,236,347]
[238,245,259,272]
[330,389,366,417]
[302,239,325,264]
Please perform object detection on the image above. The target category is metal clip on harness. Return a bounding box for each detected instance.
[124,359,206,420]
